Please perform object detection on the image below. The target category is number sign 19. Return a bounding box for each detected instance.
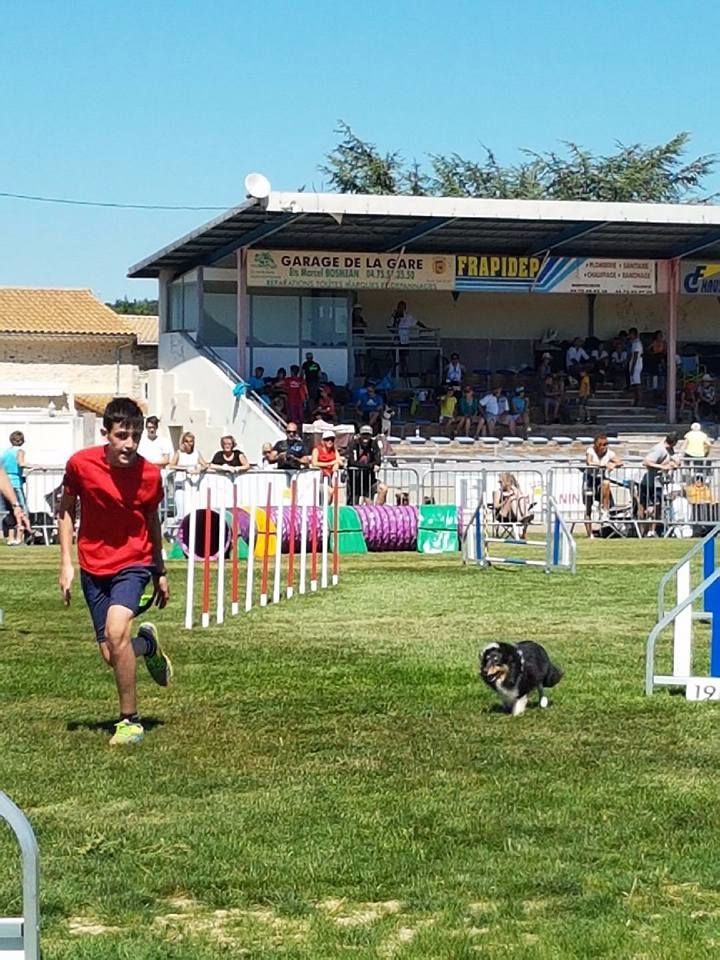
[686,678,720,701]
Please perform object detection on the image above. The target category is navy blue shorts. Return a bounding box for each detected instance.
[81,566,154,642]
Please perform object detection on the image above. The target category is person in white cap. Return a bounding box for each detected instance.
[312,430,343,479]
[683,421,712,475]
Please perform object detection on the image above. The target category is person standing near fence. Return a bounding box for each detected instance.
[346,425,386,505]
[640,433,679,537]
[57,398,173,747]
[170,431,208,519]
[584,434,624,538]
[1,431,30,545]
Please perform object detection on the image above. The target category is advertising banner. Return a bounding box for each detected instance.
[247,250,455,290]
[455,255,656,294]
[681,261,720,295]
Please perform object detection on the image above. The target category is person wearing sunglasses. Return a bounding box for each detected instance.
[266,422,310,471]
[312,430,343,479]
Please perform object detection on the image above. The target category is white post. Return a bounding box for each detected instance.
[273,495,284,604]
[245,499,256,613]
[321,478,329,589]
[184,477,198,630]
[299,501,308,595]
[216,477,227,624]
[673,560,693,676]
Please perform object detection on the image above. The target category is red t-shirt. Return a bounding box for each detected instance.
[63,446,163,576]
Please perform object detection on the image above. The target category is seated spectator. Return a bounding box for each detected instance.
[346,425,387,505]
[210,435,250,473]
[640,433,680,537]
[609,338,628,389]
[445,352,465,396]
[543,373,561,424]
[510,386,530,435]
[584,434,624,537]
[438,385,457,433]
[455,385,483,437]
[312,430,343,479]
[247,366,267,395]
[566,337,589,381]
[265,422,310,471]
[480,385,515,436]
[538,352,553,381]
[170,431,208,518]
[313,383,337,423]
[356,382,383,432]
[493,473,532,540]
[698,374,717,419]
[284,364,308,424]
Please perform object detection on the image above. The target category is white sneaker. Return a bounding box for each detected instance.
[600,509,609,521]
[646,530,657,538]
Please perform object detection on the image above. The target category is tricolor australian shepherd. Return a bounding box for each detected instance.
[479,641,563,716]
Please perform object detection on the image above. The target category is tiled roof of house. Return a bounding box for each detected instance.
[75,394,148,415]
[0,288,150,338]
[121,314,159,345]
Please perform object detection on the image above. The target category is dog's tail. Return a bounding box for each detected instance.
[543,660,563,688]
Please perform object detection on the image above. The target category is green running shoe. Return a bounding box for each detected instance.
[138,622,174,687]
[109,718,144,746]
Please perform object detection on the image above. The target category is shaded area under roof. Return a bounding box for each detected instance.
[128,192,720,279]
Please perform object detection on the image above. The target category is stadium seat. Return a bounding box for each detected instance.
[504,436,524,445]
[576,436,594,445]
[406,436,427,445]
[528,436,549,445]
[455,436,476,445]
[430,436,451,445]
[552,436,573,445]
[386,435,402,444]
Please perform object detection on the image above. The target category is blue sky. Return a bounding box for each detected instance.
[1,0,718,301]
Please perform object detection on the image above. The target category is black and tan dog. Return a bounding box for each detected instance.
[479,641,562,716]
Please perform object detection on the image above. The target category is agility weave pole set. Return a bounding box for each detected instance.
[646,521,720,698]
[182,474,340,629]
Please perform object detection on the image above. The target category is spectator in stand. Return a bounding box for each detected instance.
[247,366,267,395]
[538,352,553,381]
[438,384,457,434]
[356,382,383,432]
[391,300,425,376]
[284,364,308,424]
[265,422,310,471]
[682,422,712,474]
[347,425,386,505]
[313,383,337,423]
[543,374,561,424]
[210,435,250,474]
[577,368,592,423]
[511,386,530,435]
[646,331,666,396]
[697,374,718,420]
[566,337,589,381]
[445,352,465,396]
[610,338,628,389]
[590,341,609,385]
[679,378,699,422]
[640,433,679,537]
[584,433,624,538]
[312,430,343,479]
[302,352,322,403]
[480,385,515,436]
[137,416,172,467]
[628,327,644,406]
[1,431,31,545]
[170,431,208,519]
[455,385,483,437]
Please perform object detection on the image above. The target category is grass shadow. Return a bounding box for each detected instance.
[66,716,165,734]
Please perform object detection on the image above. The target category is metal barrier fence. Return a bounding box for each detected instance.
[7,459,720,544]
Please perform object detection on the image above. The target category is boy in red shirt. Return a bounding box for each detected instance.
[58,398,173,747]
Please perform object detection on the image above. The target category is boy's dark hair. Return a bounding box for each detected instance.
[102,397,144,433]
[290,364,300,375]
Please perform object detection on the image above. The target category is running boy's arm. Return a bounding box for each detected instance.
[147,510,170,608]
[58,491,77,604]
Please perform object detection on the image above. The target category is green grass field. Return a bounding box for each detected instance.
[2,541,720,959]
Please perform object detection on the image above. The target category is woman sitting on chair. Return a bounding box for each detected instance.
[493,472,532,540]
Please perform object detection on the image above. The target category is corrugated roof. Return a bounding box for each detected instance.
[0,288,141,337]
[127,191,720,279]
[122,314,159,345]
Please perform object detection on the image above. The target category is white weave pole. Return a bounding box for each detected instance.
[273,494,284,604]
[245,491,256,613]
[321,477,329,590]
[299,497,308,596]
[184,476,198,630]
[216,475,227,625]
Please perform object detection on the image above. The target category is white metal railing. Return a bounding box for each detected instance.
[0,793,40,959]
